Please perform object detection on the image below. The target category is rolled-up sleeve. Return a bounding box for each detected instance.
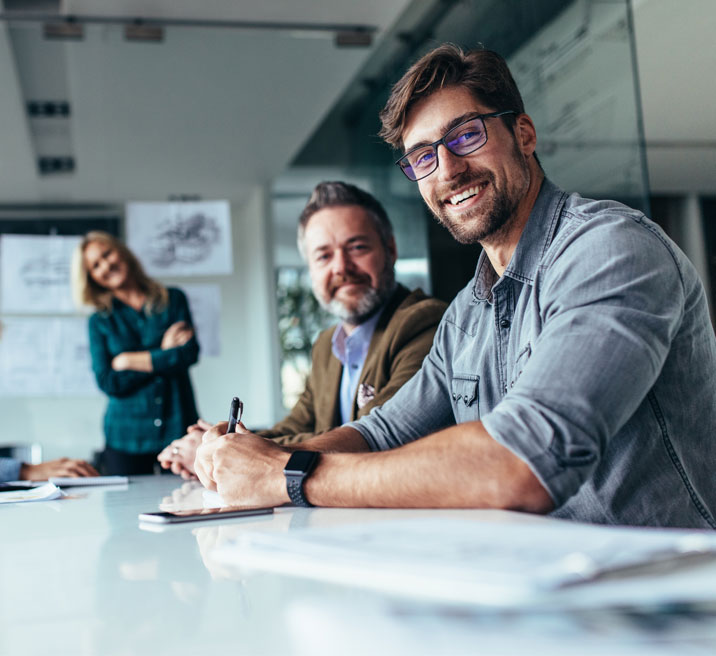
[481,214,685,507]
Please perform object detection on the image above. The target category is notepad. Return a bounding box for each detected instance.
[0,482,64,503]
[49,475,128,487]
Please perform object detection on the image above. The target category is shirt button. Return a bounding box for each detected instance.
[154,418,162,427]
[500,319,511,329]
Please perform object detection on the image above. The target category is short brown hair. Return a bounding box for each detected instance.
[297,181,394,257]
[379,44,525,150]
[71,231,167,313]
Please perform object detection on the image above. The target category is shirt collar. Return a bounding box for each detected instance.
[472,178,566,301]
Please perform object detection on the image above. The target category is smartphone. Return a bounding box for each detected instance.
[138,505,273,524]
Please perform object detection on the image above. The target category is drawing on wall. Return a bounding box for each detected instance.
[0,235,81,313]
[180,283,221,357]
[126,201,233,276]
[0,317,99,397]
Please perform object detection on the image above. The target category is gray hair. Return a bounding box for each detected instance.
[297,181,394,258]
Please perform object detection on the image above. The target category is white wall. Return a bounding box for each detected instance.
[0,185,282,462]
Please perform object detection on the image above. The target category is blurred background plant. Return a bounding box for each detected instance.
[276,267,334,409]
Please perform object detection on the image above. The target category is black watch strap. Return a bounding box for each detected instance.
[283,451,320,507]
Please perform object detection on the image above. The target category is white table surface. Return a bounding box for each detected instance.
[2,474,715,656]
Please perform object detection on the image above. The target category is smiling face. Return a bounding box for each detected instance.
[83,240,130,292]
[303,205,397,325]
[402,85,536,245]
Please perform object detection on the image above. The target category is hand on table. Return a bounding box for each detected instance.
[161,321,194,350]
[157,418,213,479]
[195,421,291,507]
[20,458,99,481]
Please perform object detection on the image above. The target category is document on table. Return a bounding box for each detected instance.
[48,475,128,487]
[0,482,64,503]
[2,476,129,489]
[212,517,716,608]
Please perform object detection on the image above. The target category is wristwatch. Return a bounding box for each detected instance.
[283,450,320,507]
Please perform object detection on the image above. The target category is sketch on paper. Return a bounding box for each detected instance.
[0,235,81,313]
[126,201,233,277]
[180,283,221,357]
[0,317,99,397]
[149,212,221,268]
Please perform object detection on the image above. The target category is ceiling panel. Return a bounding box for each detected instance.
[0,0,412,202]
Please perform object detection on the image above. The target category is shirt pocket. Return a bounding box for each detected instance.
[509,342,532,390]
[451,373,480,422]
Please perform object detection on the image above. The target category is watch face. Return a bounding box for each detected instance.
[284,450,319,476]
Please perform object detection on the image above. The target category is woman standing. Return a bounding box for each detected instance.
[72,231,199,475]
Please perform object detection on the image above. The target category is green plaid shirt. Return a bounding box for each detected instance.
[88,287,199,454]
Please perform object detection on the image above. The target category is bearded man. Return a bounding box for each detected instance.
[158,181,446,477]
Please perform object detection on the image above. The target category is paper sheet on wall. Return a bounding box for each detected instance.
[0,317,98,396]
[180,283,221,357]
[126,201,233,276]
[0,234,81,313]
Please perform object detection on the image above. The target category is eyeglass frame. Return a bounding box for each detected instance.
[394,110,517,181]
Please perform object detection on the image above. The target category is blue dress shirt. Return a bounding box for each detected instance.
[331,309,384,424]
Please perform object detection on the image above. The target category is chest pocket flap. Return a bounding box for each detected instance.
[451,374,479,407]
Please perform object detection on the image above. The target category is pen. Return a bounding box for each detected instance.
[227,396,243,433]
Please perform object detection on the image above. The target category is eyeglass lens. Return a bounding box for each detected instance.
[399,116,488,181]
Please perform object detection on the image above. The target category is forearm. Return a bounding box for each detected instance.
[150,338,199,374]
[113,351,153,372]
[303,422,554,510]
[283,426,371,453]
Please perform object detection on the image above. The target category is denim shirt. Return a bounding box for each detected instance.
[350,179,716,528]
[88,287,199,454]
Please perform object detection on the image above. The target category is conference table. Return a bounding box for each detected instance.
[2,475,716,655]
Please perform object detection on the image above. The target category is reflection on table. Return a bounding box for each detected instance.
[2,475,715,656]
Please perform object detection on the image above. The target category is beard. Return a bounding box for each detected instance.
[317,259,396,326]
[430,150,530,245]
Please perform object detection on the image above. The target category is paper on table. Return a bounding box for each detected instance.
[211,517,716,608]
[49,476,128,487]
[0,482,64,504]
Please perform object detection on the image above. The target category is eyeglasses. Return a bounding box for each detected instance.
[395,111,517,181]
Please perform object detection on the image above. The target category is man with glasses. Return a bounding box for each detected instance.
[195,45,716,528]
[158,181,445,478]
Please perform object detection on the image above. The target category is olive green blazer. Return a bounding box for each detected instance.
[259,284,446,445]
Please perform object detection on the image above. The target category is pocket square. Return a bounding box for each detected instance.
[357,383,375,409]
